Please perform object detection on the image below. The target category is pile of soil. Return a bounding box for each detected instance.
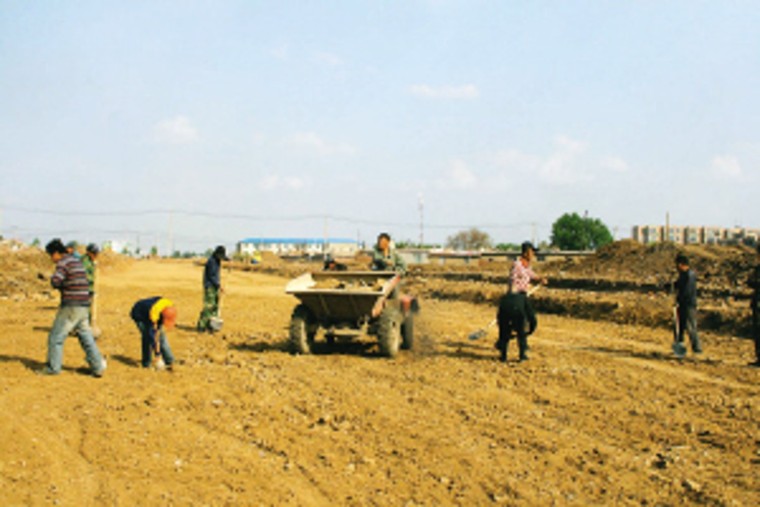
[0,242,51,300]
[0,242,132,301]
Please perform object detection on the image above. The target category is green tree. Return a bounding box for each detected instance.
[551,212,613,251]
[446,228,492,251]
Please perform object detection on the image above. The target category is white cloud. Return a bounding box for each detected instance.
[290,132,356,156]
[539,135,590,185]
[313,51,343,66]
[437,159,478,189]
[153,116,199,145]
[600,156,629,173]
[711,155,742,179]
[259,174,305,191]
[409,84,479,100]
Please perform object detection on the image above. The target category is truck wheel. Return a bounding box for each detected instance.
[401,313,414,350]
[378,307,401,358]
[290,304,316,354]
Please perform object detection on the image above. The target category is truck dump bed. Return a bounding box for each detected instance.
[286,271,400,322]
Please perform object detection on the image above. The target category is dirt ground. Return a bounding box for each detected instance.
[1,259,759,506]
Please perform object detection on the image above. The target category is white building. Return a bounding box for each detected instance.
[237,237,358,257]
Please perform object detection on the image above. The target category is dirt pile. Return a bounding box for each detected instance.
[0,242,51,300]
[0,242,133,301]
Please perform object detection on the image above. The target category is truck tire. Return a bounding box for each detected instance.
[290,304,316,354]
[401,313,414,350]
[378,307,401,358]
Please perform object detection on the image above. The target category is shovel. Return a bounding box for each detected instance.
[209,290,224,332]
[468,285,542,340]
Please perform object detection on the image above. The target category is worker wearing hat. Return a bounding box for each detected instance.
[495,241,547,362]
[130,296,177,369]
[196,245,229,332]
[81,244,99,296]
[748,244,760,367]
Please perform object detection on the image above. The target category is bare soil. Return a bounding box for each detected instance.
[1,257,759,505]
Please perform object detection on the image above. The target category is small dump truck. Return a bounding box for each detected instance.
[285,271,417,357]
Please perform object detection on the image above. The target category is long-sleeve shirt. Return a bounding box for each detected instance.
[509,258,540,294]
[675,269,698,308]
[130,296,174,344]
[80,255,96,293]
[51,254,91,307]
[371,247,406,274]
[203,255,221,289]
[747,265,760,311]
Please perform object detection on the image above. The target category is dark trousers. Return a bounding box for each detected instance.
[497,293,535,361]
[677,305,702,352]
[753,311,760,362]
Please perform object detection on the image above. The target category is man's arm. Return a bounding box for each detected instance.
[50,262,66,289]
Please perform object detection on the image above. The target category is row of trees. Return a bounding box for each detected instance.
[438,212,614,251]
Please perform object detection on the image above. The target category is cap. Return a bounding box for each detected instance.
[214,245,229,261]
[86,243,100,255]
[521,241,538,254]
[66,241,78,249]
[161,306,178,330]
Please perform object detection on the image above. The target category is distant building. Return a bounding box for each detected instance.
[631,225,759,245]
[237,237,358,257]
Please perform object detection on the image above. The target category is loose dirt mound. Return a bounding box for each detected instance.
[0,242,133,301]
[0,242,51,300]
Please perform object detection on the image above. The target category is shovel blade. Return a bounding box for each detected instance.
[468,330,486,341]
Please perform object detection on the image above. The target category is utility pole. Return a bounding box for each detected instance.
[418,193,424,247]
[167,211,174,257]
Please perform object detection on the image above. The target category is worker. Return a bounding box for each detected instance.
[496,241,547,361]
[747,244,760,367]
[39,238,106,377]
[65,240,81,259]
[673,254,702,357]
[130,296,177,369]
[81,243,99,298]
[371,233,406,273]
[196,245,228,332]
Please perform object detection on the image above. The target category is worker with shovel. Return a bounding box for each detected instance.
[197,245,228,333]
[672,254,702,358]
[747,244,760,367]
[81,243,101,338]
[495,241,546,362]
[39,239,106,377]
[130,297,177,370]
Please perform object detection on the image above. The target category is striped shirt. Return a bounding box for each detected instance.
[509,258,539,294]
[51,254,91,307]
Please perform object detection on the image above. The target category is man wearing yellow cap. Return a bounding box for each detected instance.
[130,296,177,369]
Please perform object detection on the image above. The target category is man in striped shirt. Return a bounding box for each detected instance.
[39,239,106,377]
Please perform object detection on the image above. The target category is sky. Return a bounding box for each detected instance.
[1,0,758,253]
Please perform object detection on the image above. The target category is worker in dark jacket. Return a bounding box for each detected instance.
[131,296,177,369]
[196,245,228,332]
[674,254,702,355]
[747,244,760,367]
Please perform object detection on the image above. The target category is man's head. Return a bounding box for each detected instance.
[86,243,100,259]
[214,245,229,261]
[377,232,391,251]
[675,253,689,271]
[521,241,537,261]
[45,238,67,262]
[161,305,178,331]
[65,241,78,254]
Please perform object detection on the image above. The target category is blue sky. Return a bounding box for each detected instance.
[1,1,758,252]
